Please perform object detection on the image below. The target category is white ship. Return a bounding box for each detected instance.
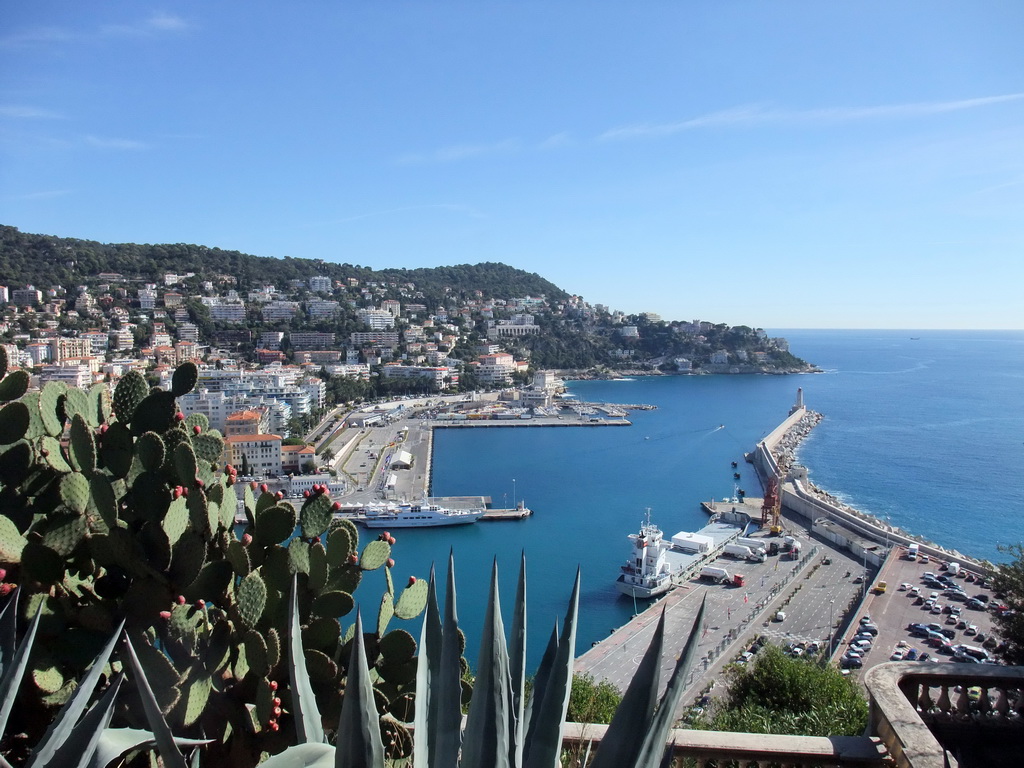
[340,501,485,528]
[615,509,676,599]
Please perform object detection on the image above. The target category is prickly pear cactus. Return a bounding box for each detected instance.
[0,360,429,764]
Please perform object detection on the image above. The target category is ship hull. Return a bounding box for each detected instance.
[615,574,673,599]
[360,511,483,528]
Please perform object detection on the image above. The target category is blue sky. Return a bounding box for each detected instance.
[2,2,1023,329]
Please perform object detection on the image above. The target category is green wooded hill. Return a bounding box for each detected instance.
[0,225,568,306]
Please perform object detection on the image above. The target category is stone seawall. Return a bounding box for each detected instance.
[753,406,992,575]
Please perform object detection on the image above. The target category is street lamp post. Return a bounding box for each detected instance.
[512,478,517,510]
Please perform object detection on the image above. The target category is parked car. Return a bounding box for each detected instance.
[899,582,912,591]
[859,624,879,636]
[890,649,906,661]
[841,656,863,669]
[966,624,979,636]
[966,599,986,610]
[905,648,919,661]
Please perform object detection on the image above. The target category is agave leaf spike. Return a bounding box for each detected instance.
[32,673,123,768]
[0,753,12,768]
[435,551,464,768]
[0,594,43,735]
[413,565,443,768]
[0,588,20,676]
[522,567,579,768]
[508,552,527,768]
[461,558,510,768]
[256,743,335,767]
[88,729,213,768]
[122,633,188,768]
[632,596,707,768]
[588,609,666,768]
[288,574,325,744]
[334,611,384,768]
[30,619,126,768]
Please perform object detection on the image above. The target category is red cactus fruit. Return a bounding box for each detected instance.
[269,721,280,732]
[275,491,284,499]
[193,425,201,434]
[348,553,358,564]
[408,576,416,587]
[273,696,281,707]
[177,595,186,605]
[196,599,206,609]
[388,536,396,545]
[242,533,253,546]
[174,412,185,421]
[269,680,279,691]
[0,568,7,581]
[159,610,171,619]
[386,558,395,568]
[303,490,311,498]
[260,483,269,494]
[331,501,341,511]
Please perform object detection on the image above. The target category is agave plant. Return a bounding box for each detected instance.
[0,587,208,768]
[258,552,706,768]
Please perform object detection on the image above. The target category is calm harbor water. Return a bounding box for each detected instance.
[355,329,1024,670]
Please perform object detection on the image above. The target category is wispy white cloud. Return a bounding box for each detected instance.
[396,138,521,165]
[2,189,74,202]
[1,13,188,48]
[85,135,149,151]
[539,131,572,150]
[0,105,64,119]
[100,12,189,38]
[600,94,1024,141]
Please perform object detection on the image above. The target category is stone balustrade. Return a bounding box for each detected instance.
[561,723,887,766]
[866,661,1024,768]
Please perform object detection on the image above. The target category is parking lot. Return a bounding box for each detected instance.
[839,547,1005,674]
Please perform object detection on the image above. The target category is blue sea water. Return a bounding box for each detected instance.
[358,329,1024,670]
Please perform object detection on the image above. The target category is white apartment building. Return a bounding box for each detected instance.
[381,300,402,317]
[225,434,283,477]
[309,275,332,292]
[261,301,301,321]
[350,331,400,347]
[307,300,340,320]
[379,364,457,390]
[357,308,396,329]
[476,352,516,385]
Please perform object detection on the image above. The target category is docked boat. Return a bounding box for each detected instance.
[615,509,676,599]
[341,501,485,528]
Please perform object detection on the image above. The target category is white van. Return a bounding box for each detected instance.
[948,562,961,576]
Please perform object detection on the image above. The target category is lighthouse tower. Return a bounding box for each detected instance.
[790,387,804,414]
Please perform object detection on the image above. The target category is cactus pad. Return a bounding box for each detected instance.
[171,361,199,397]
[304,648,338,683]
[130,390,177,436]
[136,431,166,470]
[0,514,26,563]
[68,414,96,473]
[173,441,199,487]
[393,578,429,620]
[300,493,333,539]
[0,402,29,445]
[303,616,341,652]
[37,435,72,472]
[288,538,310,575]
[98,422,133,478]
[112,370,149,423]
[240,629,268,679]
[236,571,267,628]
[326,525,356,568]
[308,541,328,592]
[89,474,118,530]
[377,592,395,637]
[379,628,417,664]
[88,382,110,427]
[225,538,251,577]
[170,531,207,588]
[181,672,213,727]
[20,541,65,584]
[254,503,297,545]
[265,626,281,669]
[312,590,354,620]
[162,496,189,547]
[360,540,392,571]
[63,387,90,425]
[59,471,91,515]
[0,369,30,402]
[192,432,224,464]
[39,381,67,436]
